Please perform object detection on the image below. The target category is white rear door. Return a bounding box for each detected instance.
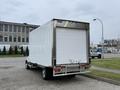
[56,28,88,64]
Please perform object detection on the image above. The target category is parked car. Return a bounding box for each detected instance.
[90,48,102,59]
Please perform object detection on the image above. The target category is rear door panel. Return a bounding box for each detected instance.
[56,28,88,64]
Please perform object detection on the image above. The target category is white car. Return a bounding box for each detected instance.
[90,49,102,59]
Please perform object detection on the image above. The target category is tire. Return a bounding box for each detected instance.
[42,68,53,80]
[42,68,48,80]
[25,61,30,69]
[98,54,101,59]
[91,56,95,59]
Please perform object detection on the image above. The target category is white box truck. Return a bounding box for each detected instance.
[25,19,90,79]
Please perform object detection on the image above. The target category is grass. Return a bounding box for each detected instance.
[0,55,24,58]
[91,58,120,70]
[88,69,120,81]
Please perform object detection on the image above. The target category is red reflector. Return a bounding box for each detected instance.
[80,64,86,67]
[53,67,61,73]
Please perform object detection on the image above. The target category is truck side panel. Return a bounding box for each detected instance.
[28,21,53,66]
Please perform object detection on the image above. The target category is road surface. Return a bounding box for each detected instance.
[104,53,120,58]
[0,57,119,90]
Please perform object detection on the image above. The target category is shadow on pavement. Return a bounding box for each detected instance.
[27,68,85,83]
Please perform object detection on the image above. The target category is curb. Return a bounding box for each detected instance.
[81,74,120,86]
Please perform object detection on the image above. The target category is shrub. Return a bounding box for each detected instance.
[0,49,1,55]
[9,46,13,55]
[25,46,29,56]
[3,46,6,55]
[14,46,18,54]
[20,46,24,55]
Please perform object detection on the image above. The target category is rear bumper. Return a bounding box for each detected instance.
[53,63,90,77]
[53,70,90,77]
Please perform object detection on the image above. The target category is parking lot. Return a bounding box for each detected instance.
[0,57,119,90]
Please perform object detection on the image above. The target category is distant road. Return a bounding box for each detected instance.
[104,53,120,58]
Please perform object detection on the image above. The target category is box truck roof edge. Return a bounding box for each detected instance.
[53,18,89,24]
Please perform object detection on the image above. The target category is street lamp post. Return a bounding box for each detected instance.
[93,18,104,59]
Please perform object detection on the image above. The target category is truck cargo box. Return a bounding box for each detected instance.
[26,19,90,79]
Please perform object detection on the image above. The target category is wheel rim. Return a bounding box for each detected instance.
[42,70,46,78]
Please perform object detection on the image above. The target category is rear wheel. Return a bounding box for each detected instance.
[42,68,53,80]
[91,56,95,59]
[42,69,48,80]
[98,54,101,59]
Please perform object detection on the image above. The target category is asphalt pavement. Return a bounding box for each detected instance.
[104,53,120,58]
[0,57,119,90]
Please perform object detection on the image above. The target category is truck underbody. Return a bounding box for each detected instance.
[25,60,90,79]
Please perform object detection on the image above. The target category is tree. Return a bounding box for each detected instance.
[25,46,29,56]
[9,46,13,55]
[14,46,18,54]
[3,46,6,55]
[20,46,24,55]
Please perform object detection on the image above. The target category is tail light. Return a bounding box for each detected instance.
[53,67,61,73]
[53,66,65,73]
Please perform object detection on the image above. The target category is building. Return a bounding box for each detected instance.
[0,21,39,46]
[97,39,120,53]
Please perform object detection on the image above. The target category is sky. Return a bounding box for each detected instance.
[0,0,120,44]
